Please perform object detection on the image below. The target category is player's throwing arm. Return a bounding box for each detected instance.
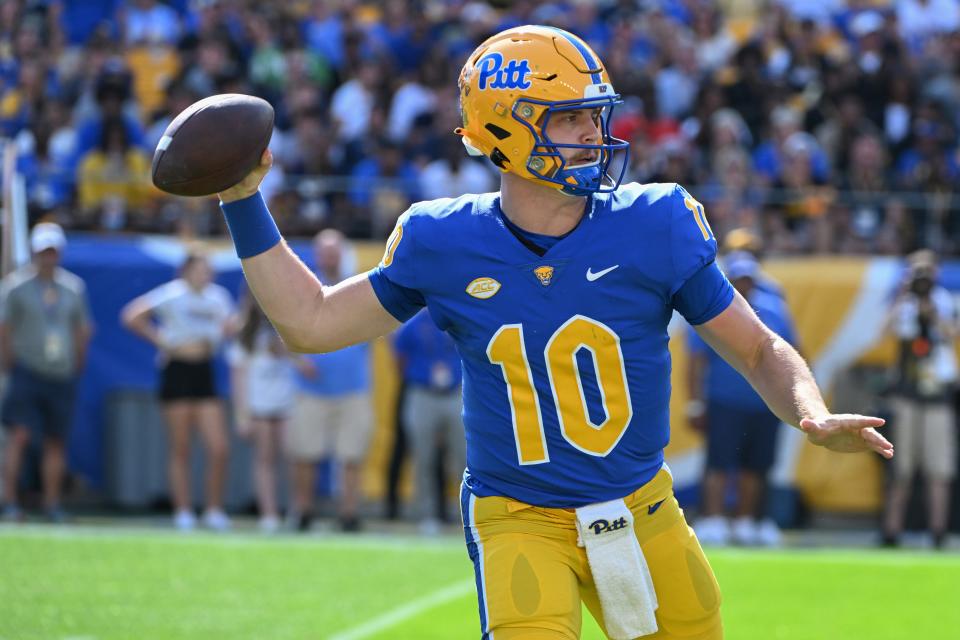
[149,94,399,353]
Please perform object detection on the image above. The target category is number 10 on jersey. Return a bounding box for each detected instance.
[487,315,633,465]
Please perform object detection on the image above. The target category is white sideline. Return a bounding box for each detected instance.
[326,580,474,640]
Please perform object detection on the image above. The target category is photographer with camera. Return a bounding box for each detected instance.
[882,250,958,549]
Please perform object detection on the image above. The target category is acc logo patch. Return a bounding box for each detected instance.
[534,266,554,286]
[476,52,532,90]
[466,277,501,299]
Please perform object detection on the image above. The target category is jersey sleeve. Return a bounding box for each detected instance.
[668,185,734,324]
[367,210,426,323]
[673,262,734,325]
[139,280,177,314]
[669,184,720,294]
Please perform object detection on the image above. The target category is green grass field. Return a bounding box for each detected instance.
[1,526,958,640]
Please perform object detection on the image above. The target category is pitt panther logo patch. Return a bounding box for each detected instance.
[589,517,629,535]
[477,52,532,91]
[534,266,554,287]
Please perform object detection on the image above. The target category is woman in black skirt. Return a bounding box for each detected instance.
[122,252,235,531]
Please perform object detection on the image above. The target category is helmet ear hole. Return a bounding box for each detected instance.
[490,148,510,169]
[485,123,512,140]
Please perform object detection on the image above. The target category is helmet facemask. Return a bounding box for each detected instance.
[513,94,630,196]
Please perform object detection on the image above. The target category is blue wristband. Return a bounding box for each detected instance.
[219,191,282,259]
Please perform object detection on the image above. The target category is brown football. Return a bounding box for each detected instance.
[151,93,274,197]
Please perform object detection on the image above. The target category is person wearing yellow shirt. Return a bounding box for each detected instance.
[77,117,156,228]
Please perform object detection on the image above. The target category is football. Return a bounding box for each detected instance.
[151,93,274,197]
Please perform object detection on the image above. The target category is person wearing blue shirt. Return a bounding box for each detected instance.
[283,230,372,533]
[393,309,465,535]
[217,26,892,640]
[687,253,799,548]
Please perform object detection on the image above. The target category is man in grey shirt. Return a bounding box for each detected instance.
[1,223,92,522]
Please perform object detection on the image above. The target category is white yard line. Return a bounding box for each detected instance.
[326,580,475,640]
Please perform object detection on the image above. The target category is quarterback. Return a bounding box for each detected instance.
[217,26,893,640]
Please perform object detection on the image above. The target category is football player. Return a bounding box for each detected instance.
[216,26,892,640]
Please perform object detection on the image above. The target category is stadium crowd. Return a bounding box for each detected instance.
[2,0,960,251]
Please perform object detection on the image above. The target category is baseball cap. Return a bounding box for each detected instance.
[30,222,66,253]
[723,251,759,281]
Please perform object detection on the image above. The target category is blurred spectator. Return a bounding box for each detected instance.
[1,223,91,523]
[303,0,351,71]
[73,60,145,152]
[655,33,701,120]
[881,251,957,549]
[15,99,77,213]
[392,309,465,535]
[418,136,495,201]
[766,132,835,253]
[724,42,772,141]
[387,64,438,144]
[76,116,155,230]
[144,80,198,153]
[229,294,296,534]
[330,58,381,155]
[348,137,420,238]
[121,252,235,532]
[896,0,960,52]
[753,105,829,186]
[834,134,903,254]
[691,3,737,73]
[701,145,763,240]
[118,0,182,47]
[284,230,372,532]
[180,34,242,98]
[689,252,798,547]
[815,91,880,177]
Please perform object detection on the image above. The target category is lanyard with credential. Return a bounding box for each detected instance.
[35,278,65,363]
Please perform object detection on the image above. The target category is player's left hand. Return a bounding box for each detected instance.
[799,414,893,459]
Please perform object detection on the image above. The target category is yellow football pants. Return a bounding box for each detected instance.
[460,469,723,639]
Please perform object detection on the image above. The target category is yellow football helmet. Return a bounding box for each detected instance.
[455,25,629,196]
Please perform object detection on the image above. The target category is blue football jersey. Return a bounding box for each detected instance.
[369,183,734,507]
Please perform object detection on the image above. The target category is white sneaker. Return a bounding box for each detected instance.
[756,518,782,547]
[203,508,231,532]
[731,516,760,546]
[694,516,731,546]
[173,509,196,531]
[259,515,280,534]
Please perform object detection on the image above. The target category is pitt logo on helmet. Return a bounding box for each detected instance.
[476,52,532,91]
[467,277,502,299]
[534,266,554,287]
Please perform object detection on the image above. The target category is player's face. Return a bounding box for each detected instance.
[543,107,603,167]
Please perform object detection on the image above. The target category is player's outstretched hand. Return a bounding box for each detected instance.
[799,414,893,459]
[218,149,273,204]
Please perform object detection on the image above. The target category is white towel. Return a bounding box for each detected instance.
[575,498,658,640]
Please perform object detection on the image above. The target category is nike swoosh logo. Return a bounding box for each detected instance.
[647,499,665,515]
[586,265,619,281]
